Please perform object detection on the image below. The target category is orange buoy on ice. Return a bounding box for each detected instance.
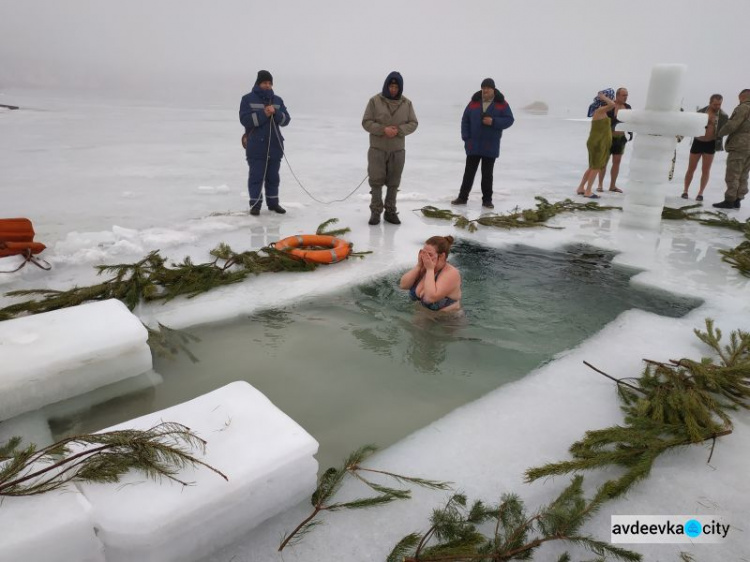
[274,234,351,264]
[0,218,51,271]
[0,218,46,257]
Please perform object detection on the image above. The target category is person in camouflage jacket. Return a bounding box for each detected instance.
[713,89,750,209]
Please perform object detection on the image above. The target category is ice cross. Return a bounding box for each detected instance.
[615,64,707,230]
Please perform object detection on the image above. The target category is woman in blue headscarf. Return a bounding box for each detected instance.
[576,89,616,198]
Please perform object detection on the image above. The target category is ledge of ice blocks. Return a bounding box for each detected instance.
[75,381,319,562]
[0,299,152,421]
[0,414,106,562]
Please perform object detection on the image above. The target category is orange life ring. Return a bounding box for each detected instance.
[275,235,351,264]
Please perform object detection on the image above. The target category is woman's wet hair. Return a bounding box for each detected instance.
[425,235,455,257]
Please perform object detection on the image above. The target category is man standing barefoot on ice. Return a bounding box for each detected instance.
[597,87,631,193]
[682,94,728,202]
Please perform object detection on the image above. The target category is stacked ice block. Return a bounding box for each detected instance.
[0,299,152,421]
[75,381,319,562]
[0,382,319,562]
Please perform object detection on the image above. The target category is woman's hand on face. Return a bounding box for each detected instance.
[422,251,437,270]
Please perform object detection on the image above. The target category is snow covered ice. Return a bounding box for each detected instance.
[1,74,749,562]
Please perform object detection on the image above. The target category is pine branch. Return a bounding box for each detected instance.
[0,422,226,498]
[583,361,646,394]
[1,228,364,324]
[660,204,703,220]
[527,319,746,506]
[419,197,621,233]
[393,479,641,562]
[278,445,450,552]
[316,218,351,238]
[145,322,201,362]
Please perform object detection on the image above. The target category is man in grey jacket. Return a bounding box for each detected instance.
[713,89,750,209]
[362,71,418,225]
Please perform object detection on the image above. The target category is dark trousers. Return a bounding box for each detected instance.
[247,157,281,209]
[458,155,496,203]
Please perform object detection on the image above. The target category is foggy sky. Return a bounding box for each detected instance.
[0,0,746,110]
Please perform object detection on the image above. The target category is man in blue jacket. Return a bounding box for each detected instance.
[451,78,514,209]
[239,70,291,215]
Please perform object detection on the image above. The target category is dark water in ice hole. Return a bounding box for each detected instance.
[50,242,700,470]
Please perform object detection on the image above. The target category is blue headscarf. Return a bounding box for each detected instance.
[587,88,615,117]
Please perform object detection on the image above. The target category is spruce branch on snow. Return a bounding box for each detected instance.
[0,422,226,498]
[0,220,364,343]
[278,445,450,552]
[388,476,641,562]
[526,319,749,500]
[420,197,621,233]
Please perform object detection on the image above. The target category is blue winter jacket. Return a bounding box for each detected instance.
[461,90,514,158]
[239,85,291,159]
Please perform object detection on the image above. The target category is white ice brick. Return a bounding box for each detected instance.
[0,482,104,562]
[76,381,319,562]
[0,299,152,421]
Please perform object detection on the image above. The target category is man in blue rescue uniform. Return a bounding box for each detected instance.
[239,70,291,215]
[451,78,514,209]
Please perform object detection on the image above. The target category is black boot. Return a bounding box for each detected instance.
[368,211,381,225]
[269,205,286,214]
[250,205,261,216]
[735,198,742,209]
[451,197,467,205]
[712,199,736,209]
[384,211,401,225]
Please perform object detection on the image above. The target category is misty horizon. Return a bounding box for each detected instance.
[1,0,747,114]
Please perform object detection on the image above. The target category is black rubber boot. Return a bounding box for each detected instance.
[269,205,286,214]
[735,198,742,209]
[384,211,401,225]
[712,199,736,209]
[451,198,467,205]
[368,211,380,225]
[250,205,261,216]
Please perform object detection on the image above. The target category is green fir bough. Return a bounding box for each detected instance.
[526,319,749,501]
[0,422,226,498]
[420,197,621,233]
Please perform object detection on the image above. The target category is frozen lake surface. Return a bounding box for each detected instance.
[1,88,748,561]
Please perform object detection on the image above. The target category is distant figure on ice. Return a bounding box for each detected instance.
[362,71,419,225]
[576,89,616,198]
[712,89,750,209]
[451,78,515,210]
[682,94,728,202]
[597,87,631,193]
[399,235,462,312]
[239,70,291,216]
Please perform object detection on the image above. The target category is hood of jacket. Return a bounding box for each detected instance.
[381,71,404,100]
[471,89,506,104]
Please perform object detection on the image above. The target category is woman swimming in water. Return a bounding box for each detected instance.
[399,235,461,312]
